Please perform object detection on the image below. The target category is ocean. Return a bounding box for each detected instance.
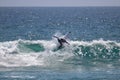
[0,7,120,80]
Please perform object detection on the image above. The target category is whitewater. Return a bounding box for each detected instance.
[0,39,120,69]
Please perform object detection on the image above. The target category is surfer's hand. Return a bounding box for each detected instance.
[66,41,70,45]
[53,36,59,39]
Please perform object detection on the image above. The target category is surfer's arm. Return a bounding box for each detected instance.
[53,36,59,39]
[65,41,70,45]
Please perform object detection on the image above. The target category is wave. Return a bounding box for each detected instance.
[0,39,120,67]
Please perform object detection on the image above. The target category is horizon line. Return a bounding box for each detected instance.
[0,6,120,7]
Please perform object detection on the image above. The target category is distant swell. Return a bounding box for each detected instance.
[0,39,120,67]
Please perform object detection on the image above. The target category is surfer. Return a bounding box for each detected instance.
[53,32,71,49]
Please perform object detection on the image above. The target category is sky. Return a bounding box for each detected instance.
[0,0,120,7]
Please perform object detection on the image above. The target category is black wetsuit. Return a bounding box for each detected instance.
[57,38,67,49]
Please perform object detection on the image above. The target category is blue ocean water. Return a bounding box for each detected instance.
[0,7,120,80]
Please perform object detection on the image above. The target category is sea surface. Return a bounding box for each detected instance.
[0,7,120,80]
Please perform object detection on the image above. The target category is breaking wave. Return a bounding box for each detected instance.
[0,39,120,68]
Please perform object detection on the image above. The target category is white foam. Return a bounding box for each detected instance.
[0,39,120,67]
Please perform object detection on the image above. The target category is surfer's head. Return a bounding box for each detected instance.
[60,38,67,43]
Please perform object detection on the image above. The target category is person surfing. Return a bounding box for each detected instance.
[53,32,71,49]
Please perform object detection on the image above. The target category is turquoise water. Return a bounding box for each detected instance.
[0,7,120,80]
